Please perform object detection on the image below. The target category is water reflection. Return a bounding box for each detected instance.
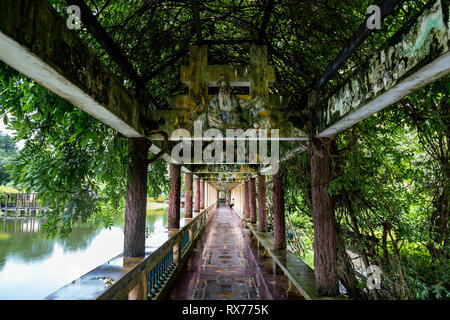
[0,205,182,299]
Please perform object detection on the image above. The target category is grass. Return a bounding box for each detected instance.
[146,199,168,212]
[303,249,314,269]
[0,185,20,193]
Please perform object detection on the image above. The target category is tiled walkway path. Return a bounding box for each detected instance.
[168,204,274,300]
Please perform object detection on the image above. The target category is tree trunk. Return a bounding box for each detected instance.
[257,174,266,232]
[124,138,150,257]
[272,169,286,250]
[309,137,339,296]
[244,180,250,219]
[336,230,366,299]
[200,180,205,209]
[194,178,200,212]
[185,172,193,218]
[168,163,181,229]
[249,178,257,223]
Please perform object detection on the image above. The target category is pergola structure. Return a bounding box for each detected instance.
[0,0,449,298]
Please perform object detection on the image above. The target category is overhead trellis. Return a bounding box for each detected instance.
[38,0,435,185]
[49,0,428,110]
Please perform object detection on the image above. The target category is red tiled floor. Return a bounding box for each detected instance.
[167,204,297,300]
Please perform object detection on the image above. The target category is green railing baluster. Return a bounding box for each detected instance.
[148,268,155,299]
[169,250,174,270]
[151,266,158,296]
[155,261,162,289]
[163,253,169,278]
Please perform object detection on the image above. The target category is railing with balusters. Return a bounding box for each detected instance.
[147,249,174,299]
[45,200,218,300]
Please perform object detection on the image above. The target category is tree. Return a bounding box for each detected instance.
[284,77,449,299]
[0,133,18,185]
[0,63,168,237]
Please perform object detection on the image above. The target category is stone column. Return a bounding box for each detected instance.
[168,163,181,229]
[185,172,193,218]
[206,183,209,207]
[244,180,250,219]
[200,180,205,209]
[240,183,244,214]
[124,138,150,257]
[257,173,266,232]
[128,271,147,300]
[309,137,339,296]
[249,178,257,224]
[272,169,286,250]
[194,177,200,212]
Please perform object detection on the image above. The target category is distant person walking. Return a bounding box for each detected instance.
[229,198,235,210]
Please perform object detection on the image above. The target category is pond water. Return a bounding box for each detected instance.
[0,204,182,299]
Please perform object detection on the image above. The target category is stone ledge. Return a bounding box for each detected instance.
[247,224,348,300]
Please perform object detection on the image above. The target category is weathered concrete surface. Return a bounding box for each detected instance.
[180,45,275,98]
[195,172,255,181]
[315,0,450,137]
[0,0,146,138]
[152,95,304,140]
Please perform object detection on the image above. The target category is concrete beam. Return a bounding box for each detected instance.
[211,180,240,190]
[0,0,146,138]
[158,95,306,140]
[0,0,189,173]
[188,164,258,174]
[195,172,255,180]
[315,0,450,137]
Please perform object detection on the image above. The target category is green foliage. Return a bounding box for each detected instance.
[0,185,20,193]
[0,62,129,237]
[0,60,171,238]
[283,154,315,268]
[0,133,18,185]
[147,158,169,198]
[283,76,449,299]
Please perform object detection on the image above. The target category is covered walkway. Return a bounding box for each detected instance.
[168,204,295,300]
[0,0,448,301]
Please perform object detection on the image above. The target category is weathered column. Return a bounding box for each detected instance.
[194,178,200,212]
[124,138,150,257]
[200,180,205,209]
[309,137,339,296]
[168,163,181,229]
[240,184,244,214]
[257,173,266,232]
[244,180,250,219]
[272,169,286,250]
[185,172,193,218]
[128,272,147,300]
[206,183,210,207]
[249,178,257,224]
